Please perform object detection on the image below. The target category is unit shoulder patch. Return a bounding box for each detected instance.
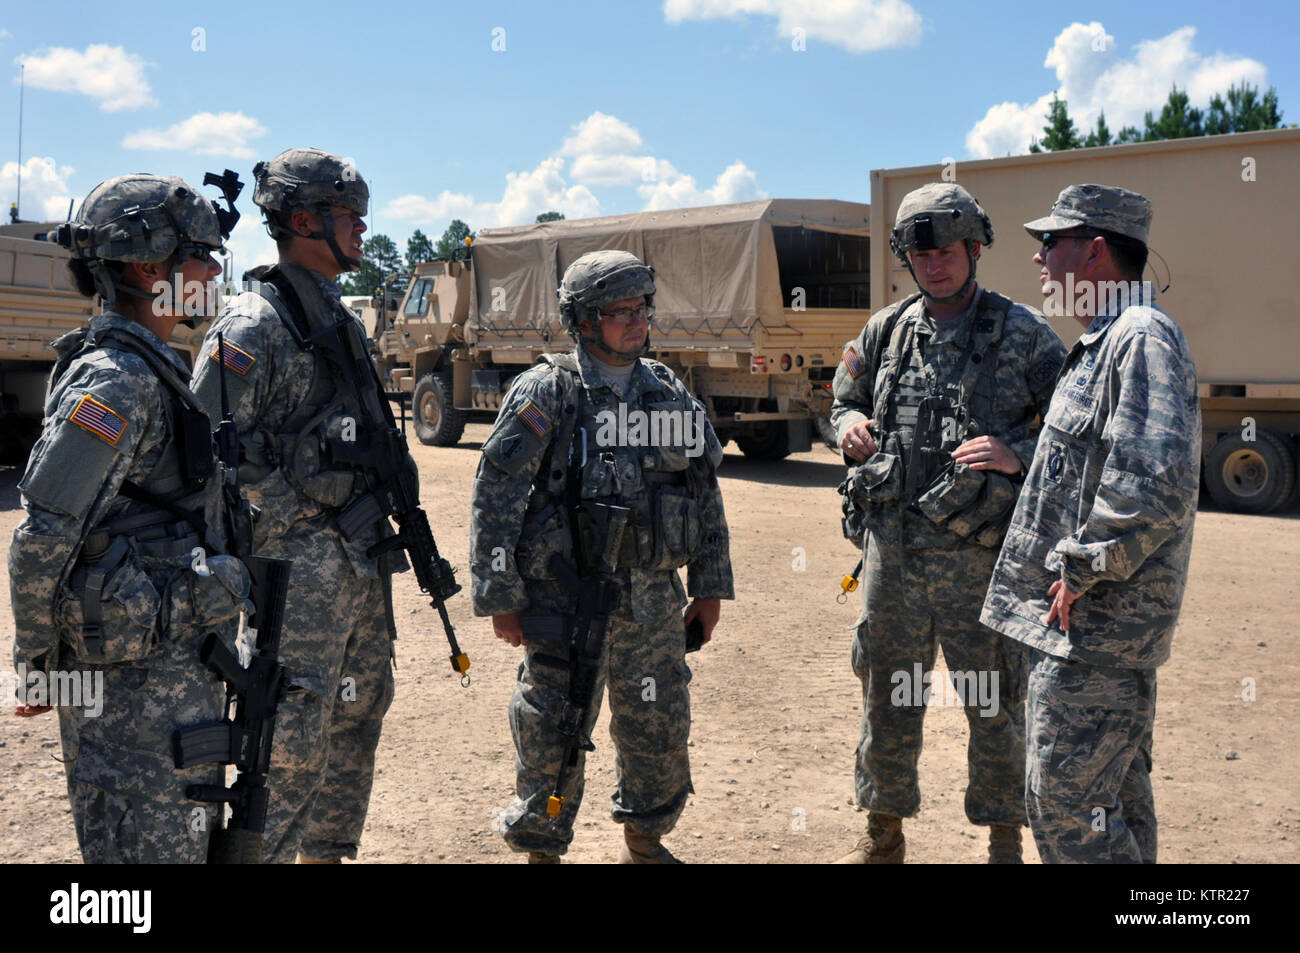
[69,394,128,445]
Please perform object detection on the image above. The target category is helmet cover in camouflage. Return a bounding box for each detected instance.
[1023,183,1152,246]
[557,249,655,335]
[51,174,224,263]
[252,147,369,220]
[889,182,994,263]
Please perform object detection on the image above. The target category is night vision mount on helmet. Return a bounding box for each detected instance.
[888,183,994,305]
[48,170,243,309]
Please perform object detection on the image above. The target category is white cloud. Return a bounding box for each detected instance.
[663,0,921,53]
[121,111,267,158]
[382,157,600,228]
[16,44,154,111]
[382,111,765,234]
[559,112,643,156]
[0,156,78,222]
[638,160,766,210]
[0,29,12,43]
[966,23,1269,158]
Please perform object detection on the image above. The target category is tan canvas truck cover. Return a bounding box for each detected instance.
[468,198,869,354]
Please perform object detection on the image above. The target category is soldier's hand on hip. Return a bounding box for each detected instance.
[841,421,878,462]
[684,598,721,645]
[952,435,1022,475]
[1043,579,1081,633]
[493,612,527,647]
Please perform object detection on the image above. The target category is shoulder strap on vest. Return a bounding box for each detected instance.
[537,354,582,497]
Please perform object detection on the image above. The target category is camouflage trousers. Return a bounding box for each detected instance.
[1025,649,1157,863]
[55,624,230,863]
[259,525,395,864]
[499,603,693,856]
[851,533,1028,826]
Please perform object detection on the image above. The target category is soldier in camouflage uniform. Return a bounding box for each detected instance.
[981,185,1200,863]
[8,174,251,862]
[831,184,1068,864]
[190,149,408,864]
[470,250,733,863]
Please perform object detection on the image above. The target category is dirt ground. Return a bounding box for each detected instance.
[2,422,1297,864]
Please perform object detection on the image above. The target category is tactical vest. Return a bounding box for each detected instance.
[526,352,698,572]
[53,324,231,659]
[243,263,391,518]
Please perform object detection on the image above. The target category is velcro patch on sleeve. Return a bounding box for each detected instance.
[69,394,128,445]
[517,401,552,438]
[211,340,256,376]
[842,345,865,379]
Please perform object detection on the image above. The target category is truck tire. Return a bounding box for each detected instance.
[736,421,791,461]
[1204,429,1296,514]
[412,371,467,447]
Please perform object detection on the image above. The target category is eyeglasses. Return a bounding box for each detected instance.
[1039,231,1100,253]
[599,304,652,325]
[179,242,219,263]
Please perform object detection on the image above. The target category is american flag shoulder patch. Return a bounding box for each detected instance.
[69,394,128,446]
[517,401,551,438]
[843,345,865,379]
[211,340,255,376]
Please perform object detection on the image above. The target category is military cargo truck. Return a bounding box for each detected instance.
[373,199,872,458]
[870,126,1300,513]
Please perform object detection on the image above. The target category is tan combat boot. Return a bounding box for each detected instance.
[988,825,1023,864]
[528,851,560,864]
[618,828,683,864]
[833,812,905,864]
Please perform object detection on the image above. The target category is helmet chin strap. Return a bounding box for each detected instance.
[580,323,649,363]
[317,206,362,272]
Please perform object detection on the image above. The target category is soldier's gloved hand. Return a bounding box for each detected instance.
[684,598,721,646]
[841,421,878,463]
[951,435,1022,475]
[493,612,527,647]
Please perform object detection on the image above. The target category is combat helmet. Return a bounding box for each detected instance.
[889,183,993,304]
[49,171,242,310]
[253,147,369,270]
[557,249,655,359]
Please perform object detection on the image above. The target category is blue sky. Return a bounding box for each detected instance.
[3,1,1296,270]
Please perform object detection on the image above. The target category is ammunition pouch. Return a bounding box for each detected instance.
[647,483,699,570]
[916,465,1018,548]
[63,535,161,663]
[515,502,574,580]
[837,448,903,546]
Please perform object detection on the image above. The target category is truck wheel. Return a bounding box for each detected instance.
[736,422,791,461]
[1204,429,1296,513]
[412,371,467,447]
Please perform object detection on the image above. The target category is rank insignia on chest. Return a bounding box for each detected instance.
[517,401,552,438]
[843,345,865,379]
[212,339,256,376]
[69,394,128,445]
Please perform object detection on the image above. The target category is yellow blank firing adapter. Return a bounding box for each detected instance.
[547,795,565,818]
[841,574,860,595]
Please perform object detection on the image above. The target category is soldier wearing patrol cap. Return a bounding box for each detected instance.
[831,182,1067,863]
[189,148,411,864]
[981,184,1201,863]
[8,173,251,862]
[469,249,733,863]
